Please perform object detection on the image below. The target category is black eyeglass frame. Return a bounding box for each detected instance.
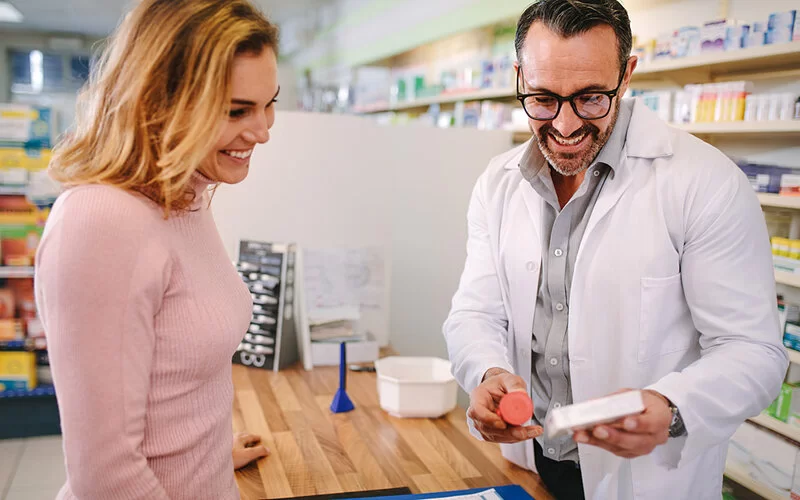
[515,67,626,121]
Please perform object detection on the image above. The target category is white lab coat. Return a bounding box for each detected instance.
[443,99,788,500]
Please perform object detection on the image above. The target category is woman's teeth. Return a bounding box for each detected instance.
[551,133,587,146]
[222,150,253,159]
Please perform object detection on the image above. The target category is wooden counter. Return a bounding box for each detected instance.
[232,363,553,500]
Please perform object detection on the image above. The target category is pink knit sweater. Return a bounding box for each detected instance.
[35,176,252,499]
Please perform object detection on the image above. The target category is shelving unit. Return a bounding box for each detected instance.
[776,271,800,289]
[0,177,54,437]
[0,266,35,278]
[633,42,800,85]
[0,338,46,351]
[0,186,28,196]
[355,43,800,115]
[760,194,800,210]
[787,348,800,366]
[0,384,55,399]
[353,86,516,114]
[749,413,800,443]
[510,120,800,144]
[674,121,800,137]
[724,460,788,500]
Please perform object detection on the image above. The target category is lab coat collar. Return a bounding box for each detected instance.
[624,98,674,159]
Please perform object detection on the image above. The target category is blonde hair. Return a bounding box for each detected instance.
[50,0,278,214]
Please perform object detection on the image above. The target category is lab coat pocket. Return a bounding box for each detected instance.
[639,274,694,362]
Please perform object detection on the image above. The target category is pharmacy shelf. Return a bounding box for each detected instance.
[0,384,55,399]
[0,338,46,351]
[674,121,800,136]
[511,121,800,144]
[0,266,35,278]
[776,270,800,288]
[355,45,800,113]
[787,348,800,366]
[760,194,800,210]
[354,87,515,114]
[360,44,800,114]
[724,460,788,500]
[749,413,800,443]
[0,185,27,196]
[633,42,800,84]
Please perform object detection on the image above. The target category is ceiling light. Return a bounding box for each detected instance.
[0,2,23,23]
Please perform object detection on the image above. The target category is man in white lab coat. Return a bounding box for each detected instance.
[442,1,788,499]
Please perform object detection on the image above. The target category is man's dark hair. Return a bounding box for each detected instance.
[515,0,632,75]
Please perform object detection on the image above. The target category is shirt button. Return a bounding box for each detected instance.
[526,261,538,271]
[555,303,565,312]
[554,402,562,408]
[593,170,601,177]
[548,448,556,455]
[553,248,563,257]
[550,358,558,366]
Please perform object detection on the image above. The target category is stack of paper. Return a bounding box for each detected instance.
[309,320,357,342]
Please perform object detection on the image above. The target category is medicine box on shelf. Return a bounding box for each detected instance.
[739,162,800,194]
[0,351,36,391]
[0,105,54,149]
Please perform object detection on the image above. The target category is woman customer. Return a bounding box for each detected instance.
[35,0,279,498]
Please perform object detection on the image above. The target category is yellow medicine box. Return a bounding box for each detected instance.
[0,351,37,392]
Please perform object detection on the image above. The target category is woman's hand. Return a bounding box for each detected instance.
[233,432,270,470]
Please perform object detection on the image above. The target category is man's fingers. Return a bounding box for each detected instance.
[635,406,670,434]
[468,402,506,430]
[591,425,645,451]
[575,425,663,458]
[476,423,543,443]
[497,373,528,393]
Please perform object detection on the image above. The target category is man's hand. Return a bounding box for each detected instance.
[467,368,543,443]
[572,389,672,459]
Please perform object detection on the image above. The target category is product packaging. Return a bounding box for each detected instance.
[725,23,750,50]
[766,11,797,44]
[0,105,54,149]
[700,20,727,52]
[673,26,701,57]
[0,319,23,341]
[0,351,36,391]
[545,391,645,439]
[0,289,14,320]
[744,22,767,48]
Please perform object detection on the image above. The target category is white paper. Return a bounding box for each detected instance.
[427,489,504,500]
[302,247,385,315]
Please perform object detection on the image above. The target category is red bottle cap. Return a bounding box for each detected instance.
[497,391,533,426]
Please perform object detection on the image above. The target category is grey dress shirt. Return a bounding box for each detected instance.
[518,99,634,463]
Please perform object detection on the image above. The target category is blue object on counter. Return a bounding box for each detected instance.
[356,485,533,500]
[330,342,355,413]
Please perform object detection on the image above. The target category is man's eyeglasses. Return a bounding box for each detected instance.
[516,68,624,121]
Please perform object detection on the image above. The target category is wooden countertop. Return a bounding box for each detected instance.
[232,363,553,500]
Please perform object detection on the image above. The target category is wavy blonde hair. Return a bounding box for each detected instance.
[49,0,278,214]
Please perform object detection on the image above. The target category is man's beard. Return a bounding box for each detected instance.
[534,100,620,177]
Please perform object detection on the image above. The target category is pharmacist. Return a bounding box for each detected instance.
[442,1,787,499]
